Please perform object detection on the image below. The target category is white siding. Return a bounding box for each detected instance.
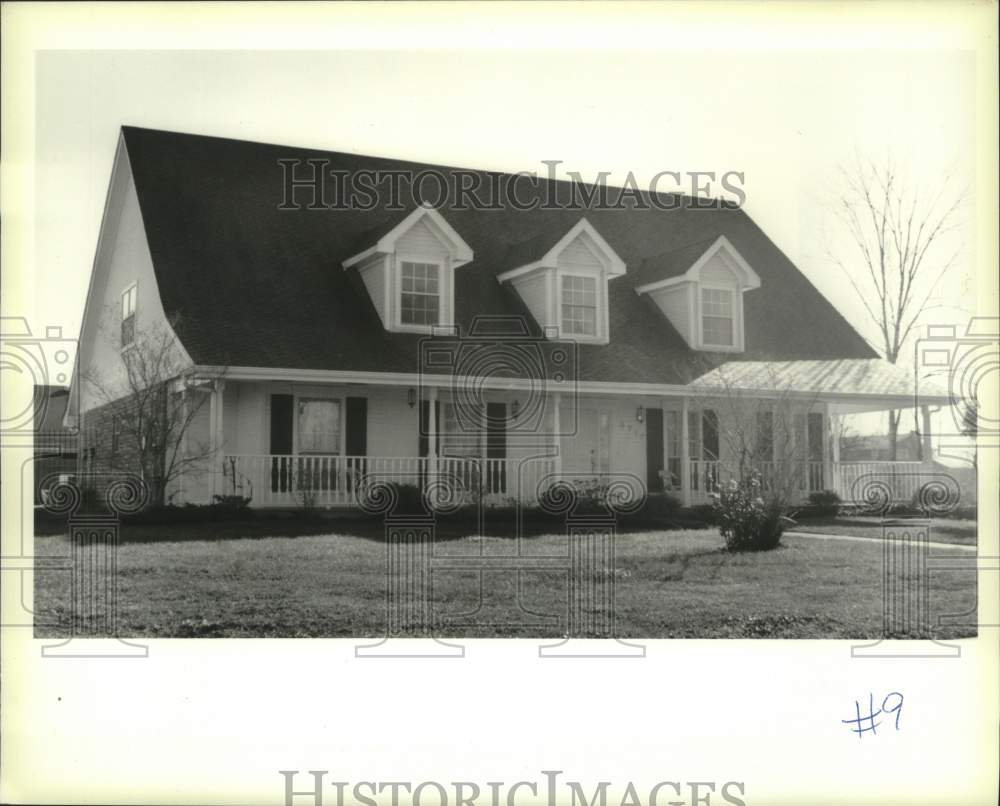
[358,255,389,327]
[701,253,739,285]
[557,232,604,272]
[366,387,420,456]
[396,218,450,259]
[649,284,693,344]
[511,272,551,330]
[78,146,185,412]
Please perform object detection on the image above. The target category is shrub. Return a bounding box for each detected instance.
[711,473,787,552]
[386,483,428,516]
[804,489,842,518]
[637,493,682,521]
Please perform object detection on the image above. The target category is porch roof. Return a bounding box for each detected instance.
[688,358,951,404]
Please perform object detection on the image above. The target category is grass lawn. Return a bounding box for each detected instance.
[33,521,977,639]
[789,516,977,546]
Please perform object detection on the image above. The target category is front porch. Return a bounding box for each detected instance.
[174,372,942,510]
[220,452,933,509]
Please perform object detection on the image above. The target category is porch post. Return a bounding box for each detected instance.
[427,385,438,481]
[680,396,691,506]
[552,391,562,480]
[209,380,225,501]
[920,405,933,463]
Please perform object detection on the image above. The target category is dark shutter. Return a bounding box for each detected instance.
[702,409,720,460]
[645,408,664,493]
[485,402,507,494]
[269,394,294,492]
[270,394,294,454]
[345,397,368,456]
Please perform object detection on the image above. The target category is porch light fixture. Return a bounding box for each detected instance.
[407,387,416,408]
[636,406,644,424]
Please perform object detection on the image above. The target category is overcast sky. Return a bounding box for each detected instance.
[34,43,977,359]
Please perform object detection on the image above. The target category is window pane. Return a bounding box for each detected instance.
[561,275,598,336]
[701,288,735,346]
[400,261,441,326]
[440,402,483,457]
[298,399,340,453]
[703,315,734,346]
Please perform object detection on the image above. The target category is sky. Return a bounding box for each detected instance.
[33,46,978,355]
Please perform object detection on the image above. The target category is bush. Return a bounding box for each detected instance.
[712,474,787,552]
[639,493,682,520]
[803,489,842,518]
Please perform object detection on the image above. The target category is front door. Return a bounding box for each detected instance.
[645,408,664,493]
[560,407,610,476]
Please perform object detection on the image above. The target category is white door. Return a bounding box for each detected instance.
[560,407,610,475]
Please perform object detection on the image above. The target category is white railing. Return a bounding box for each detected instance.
[687,460,915,505]
[223,455,932,509]
[222,454,557,508]
[834,461,929,505]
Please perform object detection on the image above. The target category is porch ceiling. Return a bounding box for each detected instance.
[688,358,952,407]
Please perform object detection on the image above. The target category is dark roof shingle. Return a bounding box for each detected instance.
[121,126,877,383]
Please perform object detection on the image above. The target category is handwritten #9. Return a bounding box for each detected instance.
[843,692,904,738]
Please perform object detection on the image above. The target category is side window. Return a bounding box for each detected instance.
[121,283,137,348]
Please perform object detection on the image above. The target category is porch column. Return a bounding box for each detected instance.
[920,405,933,463]
[680,396,691,506]
[427,385,438,481]
[209,380,225,501]
[552,392,562,479]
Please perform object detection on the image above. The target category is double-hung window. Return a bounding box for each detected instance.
[400,261,441,326]
[121,284,137,348]
[701,287,735,347]
[297,399,341,454]
[561,275,598,337]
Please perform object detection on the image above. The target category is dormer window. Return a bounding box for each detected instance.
[701,287,734,347]
[635,235,760,353]
[400,261,442,326]
[121,282,137,348]
[561,275,598,336]
[498,218,625,344]
[342,204,473,334]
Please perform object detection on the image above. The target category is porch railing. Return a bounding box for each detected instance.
[222,454,557,508]
[686,460,930,505]
[223,454,934,509]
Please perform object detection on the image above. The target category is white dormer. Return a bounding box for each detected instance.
[497,218,626,344]
[634,235,760,352]
[342,204,473,333]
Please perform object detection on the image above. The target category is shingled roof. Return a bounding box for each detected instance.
[120,126,878,384]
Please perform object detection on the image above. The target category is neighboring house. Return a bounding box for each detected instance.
[66,127,952,508]
[33,385,78,504]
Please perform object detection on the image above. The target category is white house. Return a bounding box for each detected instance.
[67,127,951,509]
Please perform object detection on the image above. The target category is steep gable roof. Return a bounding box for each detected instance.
[120,126,877,384]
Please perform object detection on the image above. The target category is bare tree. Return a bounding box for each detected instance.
[828,155,965,458]
[686,359,825,506]
[82,312,226,507]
